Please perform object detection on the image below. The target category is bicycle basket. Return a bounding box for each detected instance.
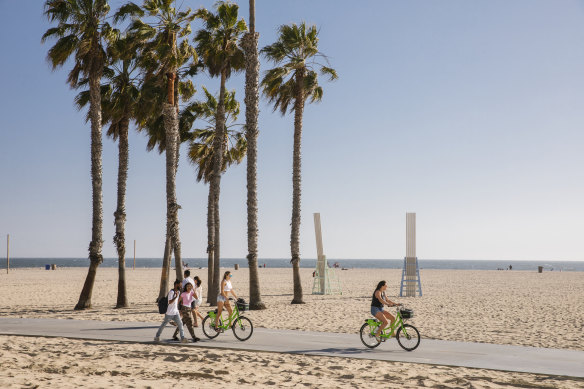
[400,308,414,319]
[236,298,249,312]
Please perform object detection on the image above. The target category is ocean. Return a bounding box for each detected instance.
[2,258,583,271]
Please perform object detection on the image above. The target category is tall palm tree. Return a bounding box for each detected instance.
[43,0,114,310]
[75,35,142,308]
[115,0,197,300]
[261,23,338,304]
[242,0,265,310]
[181,87,245,304]
[194,1,246,305]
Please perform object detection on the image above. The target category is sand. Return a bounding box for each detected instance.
[1,266,583,388]
[1,336,583,389]
[1,267,582,350]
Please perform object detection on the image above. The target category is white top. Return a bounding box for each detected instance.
[195,285,203,304]
[182,277,195,290]
[166,289,180,316]
[224,280,233,292]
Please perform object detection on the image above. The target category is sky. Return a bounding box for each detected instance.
[1,0,584,261]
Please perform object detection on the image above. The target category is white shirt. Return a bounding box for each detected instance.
[182,277,195,290]
[166,289,180,316]
[195,285,203,304]
[224,280,233,292]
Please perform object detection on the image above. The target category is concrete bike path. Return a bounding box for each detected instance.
[0,317,583,378]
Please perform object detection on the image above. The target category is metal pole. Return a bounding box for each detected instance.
[6,234,9,274]
[133,240,136,270]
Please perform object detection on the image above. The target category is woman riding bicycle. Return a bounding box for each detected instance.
[214,271,238,330]
[371,280,400,338]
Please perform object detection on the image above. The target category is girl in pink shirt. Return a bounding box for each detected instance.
[173,282,200,342]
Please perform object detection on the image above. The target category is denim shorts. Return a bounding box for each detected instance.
[217,295,226,303]
[371,306,384,316]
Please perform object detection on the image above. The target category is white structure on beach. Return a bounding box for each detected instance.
[312,213,342,295]
[400,212,423,297]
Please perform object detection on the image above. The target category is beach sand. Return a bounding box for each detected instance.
[1,267,582,349]
[1,266,583,388]
[1,335,583,389]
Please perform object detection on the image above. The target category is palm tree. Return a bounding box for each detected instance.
[181,87,245,303]
[194,1,246,305]
[261,23,338,304]
[241,0,265,310]
[115,0,197,300]
[75,36,142,308]
[43,0,114,310]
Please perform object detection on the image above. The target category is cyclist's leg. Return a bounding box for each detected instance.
[215,300,224,327]
[224,300,233,320]
[383,311,396,333]
[374,311,388,336]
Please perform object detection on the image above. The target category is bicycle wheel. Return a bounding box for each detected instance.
[202,315,220,339]
[396,324,420,351]
[360,322,381,348]
[232,316,253,341]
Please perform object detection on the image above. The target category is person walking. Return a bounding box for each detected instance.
[192,276,205,325]
[155,279,188,343]
[173,282,201,342]
[182,269,195,290]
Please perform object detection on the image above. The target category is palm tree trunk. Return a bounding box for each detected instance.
[242,0,265,310]
[290,71,305,304]
[173,126,183,281]
[163,101,182,287]
[209,69,227,306]
[206,184,214,303]
[158,237,172,301]
[114,118,130,308]
[75,69,104,310]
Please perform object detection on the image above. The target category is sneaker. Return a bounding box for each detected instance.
[180,338,188,343]
[172,335,179,341]
[192,337,200,342]
[154,337,160,342]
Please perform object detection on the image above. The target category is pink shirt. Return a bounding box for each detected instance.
[181,290,195,307]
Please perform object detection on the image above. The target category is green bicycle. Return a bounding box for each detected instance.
[360,306,420,351]
[202,298,254,341]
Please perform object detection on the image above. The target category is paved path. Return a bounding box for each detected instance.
[1,318,583,377]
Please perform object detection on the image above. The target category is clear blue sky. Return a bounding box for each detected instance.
[1,0,584,261]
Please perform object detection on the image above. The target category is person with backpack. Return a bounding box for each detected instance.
[155,279,188,343]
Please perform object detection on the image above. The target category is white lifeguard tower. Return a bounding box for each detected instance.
[399,212,423,297]
[311,213,342,295]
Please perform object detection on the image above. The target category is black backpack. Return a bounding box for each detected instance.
[157,291,170,314]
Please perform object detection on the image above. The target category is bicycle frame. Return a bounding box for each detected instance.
[366,310,410,338]
[207,302,241,329]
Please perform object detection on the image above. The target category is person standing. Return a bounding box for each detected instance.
[155,279,188,343]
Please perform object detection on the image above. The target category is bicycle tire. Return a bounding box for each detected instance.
[360,322,381,348]
[202,315,221,339]
[231,316,254,341]
[396,324,420,351]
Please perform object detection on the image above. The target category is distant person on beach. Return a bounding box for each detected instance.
[155,279,187,343]
[214,271,238,330]
[182,270,195,290]
[192,276,205,325]
[371,280,401,339]
[172,282,200,342]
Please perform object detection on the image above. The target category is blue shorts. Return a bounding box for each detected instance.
[371,306,384,316]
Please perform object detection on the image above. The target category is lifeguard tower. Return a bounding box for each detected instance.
[399,212,423,297]
[311,213,342,295]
